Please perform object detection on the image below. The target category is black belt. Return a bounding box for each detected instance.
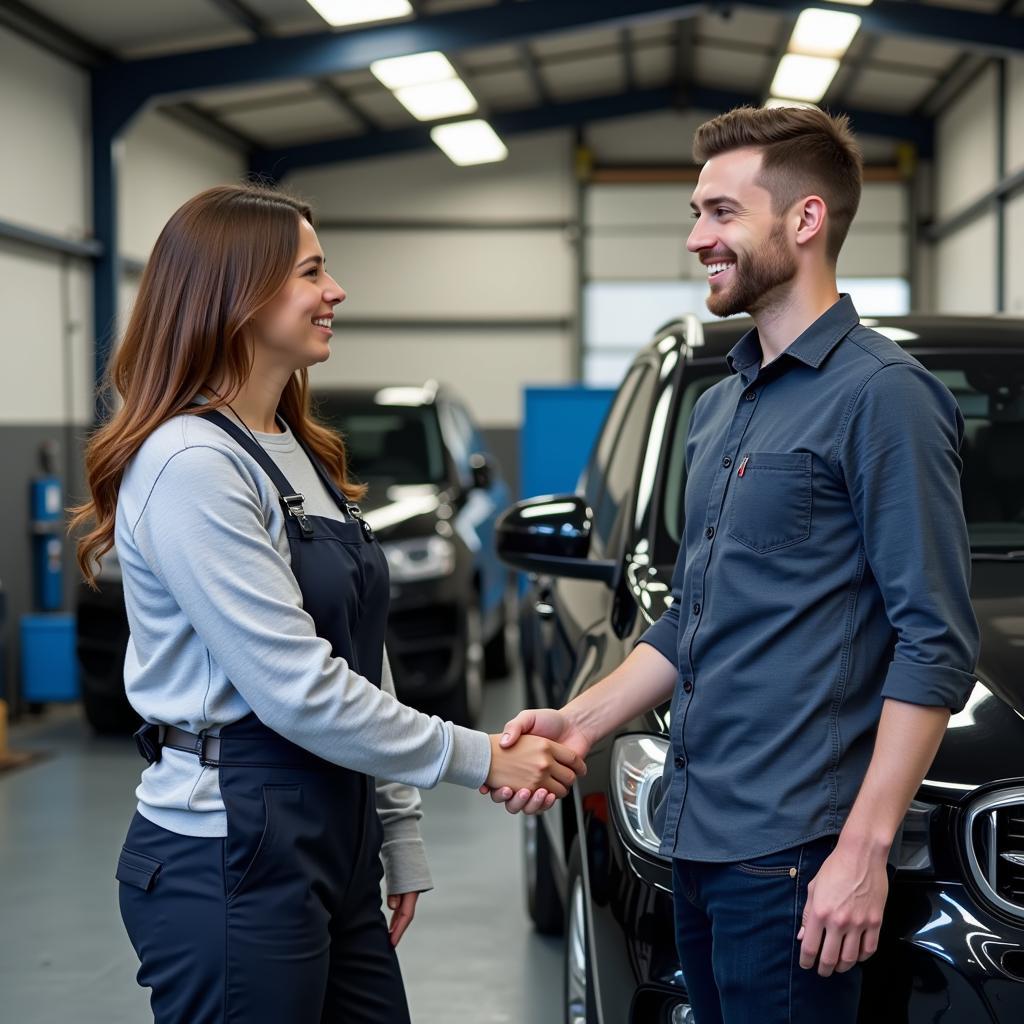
[133,722,221,766]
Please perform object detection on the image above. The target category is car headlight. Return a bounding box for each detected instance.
[897,798,938,874]
[381,536,456,583]
[611,735,669,857]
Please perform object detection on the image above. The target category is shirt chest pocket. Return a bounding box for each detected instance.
[727,451,812,554]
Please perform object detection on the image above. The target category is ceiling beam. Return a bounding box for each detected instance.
[96,0,1020,138]
[249,84,933,179]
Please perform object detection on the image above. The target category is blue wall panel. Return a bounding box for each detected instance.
[520,387,615,501]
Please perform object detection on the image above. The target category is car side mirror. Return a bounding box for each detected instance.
[469,452,492,491]
[496,494,618,585]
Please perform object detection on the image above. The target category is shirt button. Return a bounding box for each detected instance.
[705,526,715,540]
[692,602,701,616]
[745,391,756,401]
[674,756,686,769]
[683,680,693,694]
[722,456,732,468]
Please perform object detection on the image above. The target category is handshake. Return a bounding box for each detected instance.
[479,708,594,816]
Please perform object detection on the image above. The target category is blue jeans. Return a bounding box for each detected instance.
[672,836,861,1024]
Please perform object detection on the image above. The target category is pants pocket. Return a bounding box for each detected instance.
[115,847,163,892]
[226,784,302,902]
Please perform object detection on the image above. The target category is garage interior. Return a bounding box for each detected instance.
[0,0,1022,1021]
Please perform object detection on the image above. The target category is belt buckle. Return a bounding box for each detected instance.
[197,732,220,767]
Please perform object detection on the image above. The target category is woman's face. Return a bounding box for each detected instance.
[250,218,346,371]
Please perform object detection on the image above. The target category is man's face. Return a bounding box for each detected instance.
[687,147,797,318]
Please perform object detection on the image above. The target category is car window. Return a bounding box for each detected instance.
[583,364,645,511]
[656,364,728,564]
[591,364,657,553]
[317,397,447,486]
[917,353,1024,553]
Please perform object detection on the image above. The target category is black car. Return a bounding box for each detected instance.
[76,382,511,731]
[315,382,512,724]
[497,314,1024,1023]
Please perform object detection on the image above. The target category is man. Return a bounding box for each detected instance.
[488,106,979,1021]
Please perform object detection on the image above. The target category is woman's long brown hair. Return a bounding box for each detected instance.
[71,183,365,589]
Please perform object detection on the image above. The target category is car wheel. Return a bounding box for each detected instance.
[440,604,484,727]
[524,813,564,935]
[483,592,511,680]
[565,840,598,1024]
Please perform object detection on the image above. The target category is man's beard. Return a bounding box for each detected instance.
[706,221,797,318]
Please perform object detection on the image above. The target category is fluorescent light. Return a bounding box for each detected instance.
[394,79,478,121]
[770,54,840,102]
[824,0,873,5]
[791,10,862,59]
[370,51,456,89]
[764,97,817,110]
[430,120,508,167]
[305,0,413,27]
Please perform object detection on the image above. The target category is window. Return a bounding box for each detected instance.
[583,278,911,388]
[592,365,658,552]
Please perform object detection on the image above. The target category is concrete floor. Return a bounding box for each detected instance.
[0,674,564,1023]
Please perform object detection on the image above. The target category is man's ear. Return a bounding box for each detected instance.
[794,195,828,249]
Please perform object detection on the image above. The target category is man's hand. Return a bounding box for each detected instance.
[484,732,586,802]
[797,841,888,976]
[387,891,419,947]
[480,708,594,815]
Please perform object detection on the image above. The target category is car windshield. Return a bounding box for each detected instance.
[315,398,447,485]
[657,350,1024,561]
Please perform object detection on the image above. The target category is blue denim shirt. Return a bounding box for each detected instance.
[639,296,979,862]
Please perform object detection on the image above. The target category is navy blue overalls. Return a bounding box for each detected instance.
[117,409,411,1024]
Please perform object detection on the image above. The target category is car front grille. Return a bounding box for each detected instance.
[964,786,1024,921]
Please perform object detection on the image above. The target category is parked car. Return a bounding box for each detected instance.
[76,381,511,732]
[498,314,1024,1024]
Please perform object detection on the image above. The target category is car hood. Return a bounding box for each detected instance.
[926,559,1024,792]
[357,483,448,542]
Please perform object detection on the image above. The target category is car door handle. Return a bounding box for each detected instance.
[534,601,555,620]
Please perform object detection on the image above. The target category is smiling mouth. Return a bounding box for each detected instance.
[312,317,333,329]
[705,261,735,280]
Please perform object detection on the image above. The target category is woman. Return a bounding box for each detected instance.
[72,183,583,1024]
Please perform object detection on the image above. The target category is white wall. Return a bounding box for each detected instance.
[288,130,577,429]
[119,109,247,262]
[925,58,1024,316]
[0,24,92,426]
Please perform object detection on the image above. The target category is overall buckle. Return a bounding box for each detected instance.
[281,494,314,537]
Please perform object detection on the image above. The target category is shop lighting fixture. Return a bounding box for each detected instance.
[764,97,818,110]
[824,0,873,5]
[430,120,508,166]
[770,54,841,102]
[305,0,413,28]
[394,79,478,121]
[790,9,862,59]
[370,51,458,90]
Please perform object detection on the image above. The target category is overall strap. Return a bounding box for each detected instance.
[199,408,315,538]
[291,431,375,541]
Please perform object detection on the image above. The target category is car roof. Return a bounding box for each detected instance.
[314,382,441,407]
[650,314,1024,363]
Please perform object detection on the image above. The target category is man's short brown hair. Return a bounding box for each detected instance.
[693,106,863,263]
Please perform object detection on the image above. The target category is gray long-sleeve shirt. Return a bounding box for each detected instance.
[114,408,492,893]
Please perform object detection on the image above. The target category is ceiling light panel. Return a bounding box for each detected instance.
[394,79,479,120]
[305,0,413,27]
[790,10,862,59]
[770,54,840,102]
[370,51,457,89]
[430,120,508,166]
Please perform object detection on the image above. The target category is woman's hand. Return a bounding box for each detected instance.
[387,891,420,947]
[485,733,586,798]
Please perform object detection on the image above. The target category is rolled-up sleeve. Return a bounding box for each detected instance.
[837,362,979,711]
